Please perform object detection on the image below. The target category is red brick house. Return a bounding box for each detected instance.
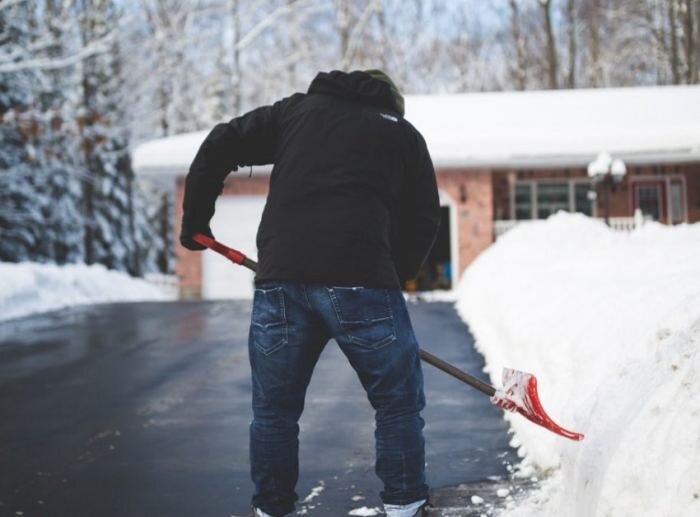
[134,85,700,298]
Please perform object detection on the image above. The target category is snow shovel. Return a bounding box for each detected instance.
[192,234,584,442]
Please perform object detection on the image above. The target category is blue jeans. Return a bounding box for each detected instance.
[248,280,428,516]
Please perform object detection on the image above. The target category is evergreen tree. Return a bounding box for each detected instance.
[0,2,83,264]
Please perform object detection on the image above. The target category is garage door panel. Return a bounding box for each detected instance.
[202,196,266,299]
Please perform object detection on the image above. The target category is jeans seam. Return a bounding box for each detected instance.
[300,283,313,311]
[326,288,344,324]
[384,289,397,339]
[402,451,407,494]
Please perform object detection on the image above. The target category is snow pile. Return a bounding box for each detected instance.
[0,262,169,322]
[456,213,700,517]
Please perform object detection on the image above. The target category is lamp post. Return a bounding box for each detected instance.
[587,152,626,226]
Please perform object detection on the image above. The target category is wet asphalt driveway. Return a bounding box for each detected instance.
[0,300,518,517]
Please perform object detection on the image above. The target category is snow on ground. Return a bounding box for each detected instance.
[0,262,169,322]
[456,212,700,517]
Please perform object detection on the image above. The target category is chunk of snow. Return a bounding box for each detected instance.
[348,507,381,516]
[301,481,325,503]
[471,495,484,504]
[456,213,700,517]
[496,488,510,498]
[0,262,170,322]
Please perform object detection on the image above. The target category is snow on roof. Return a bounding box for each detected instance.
[133,84,700,175]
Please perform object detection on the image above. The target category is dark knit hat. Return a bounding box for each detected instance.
[363,69,405,116]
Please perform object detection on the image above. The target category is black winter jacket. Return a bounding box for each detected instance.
[181,70,441,288]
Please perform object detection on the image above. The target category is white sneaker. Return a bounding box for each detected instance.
[384,498,427,517]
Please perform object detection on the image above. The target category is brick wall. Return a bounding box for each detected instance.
[686,164,700,222]
[435,169,494,276]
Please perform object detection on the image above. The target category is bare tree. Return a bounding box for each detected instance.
[582,0,603,86]
[508,0,528,90]
[680,0,697,82]
[566,0,578,87]
[229,0,242,115]
[668,0,682,83]
[539,0,559,88]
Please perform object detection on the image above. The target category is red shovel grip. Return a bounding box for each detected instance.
[192,233,247,265]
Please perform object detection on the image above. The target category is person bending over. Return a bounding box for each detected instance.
[181,69,440,517]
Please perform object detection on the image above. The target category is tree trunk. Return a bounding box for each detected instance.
[668,0,681,84]
[509,0,527,90]
[157,192,170,274]
[586,0,602,86]
[540,0,559,89]
[336,0,351,67]
[682,0,696,82]
[229,0,241,115]
[78,1,96,265]
[567,0,577,88]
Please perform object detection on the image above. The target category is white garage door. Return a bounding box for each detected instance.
[202,195,266,299]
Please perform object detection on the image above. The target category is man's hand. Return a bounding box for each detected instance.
[180,224,214,251]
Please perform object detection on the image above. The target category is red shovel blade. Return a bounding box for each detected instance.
[491,368,584,441]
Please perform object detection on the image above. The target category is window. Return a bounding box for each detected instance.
[635,184,662,221]
[574,183,594,216]
[536,182,569,219]
[514,183,533,220]
[669,181,685,224]
[512,180,593,220]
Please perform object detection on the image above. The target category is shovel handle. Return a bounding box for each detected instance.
[192,233,498,398]
[418,349,496,397]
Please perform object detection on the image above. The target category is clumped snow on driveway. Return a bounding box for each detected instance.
[456,212,700,517]
[0,262,168,322]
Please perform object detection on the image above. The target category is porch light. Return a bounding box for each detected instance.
[611,159,627,180]
[587,152,612,179]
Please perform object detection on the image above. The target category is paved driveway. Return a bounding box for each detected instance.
[0,300,518,516]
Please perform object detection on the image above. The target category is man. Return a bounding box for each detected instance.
[181,70,440,517]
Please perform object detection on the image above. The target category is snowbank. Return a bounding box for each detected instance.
[0,262,169,322]
[456,213,700,517]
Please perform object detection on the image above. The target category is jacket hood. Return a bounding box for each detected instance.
[308,70,403,116]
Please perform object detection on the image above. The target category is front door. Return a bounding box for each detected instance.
[631,177,687,224]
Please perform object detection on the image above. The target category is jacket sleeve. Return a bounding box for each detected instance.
[180,98,289,246]
[391,130,441,282]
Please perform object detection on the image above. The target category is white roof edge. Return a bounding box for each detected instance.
[133,84,700,176]
[433,147,700,170]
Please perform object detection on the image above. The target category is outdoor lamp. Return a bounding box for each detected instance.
[611,158,627,182]
[587,152,612,180]
[587,152,627,225]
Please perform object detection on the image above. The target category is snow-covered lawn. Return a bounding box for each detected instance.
[456,213,700,517]
[0,262,170,322]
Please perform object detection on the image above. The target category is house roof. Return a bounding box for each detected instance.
[133,84,700,175]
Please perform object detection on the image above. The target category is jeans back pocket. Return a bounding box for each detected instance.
[251,286,288,356]
[327,286,397,349]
